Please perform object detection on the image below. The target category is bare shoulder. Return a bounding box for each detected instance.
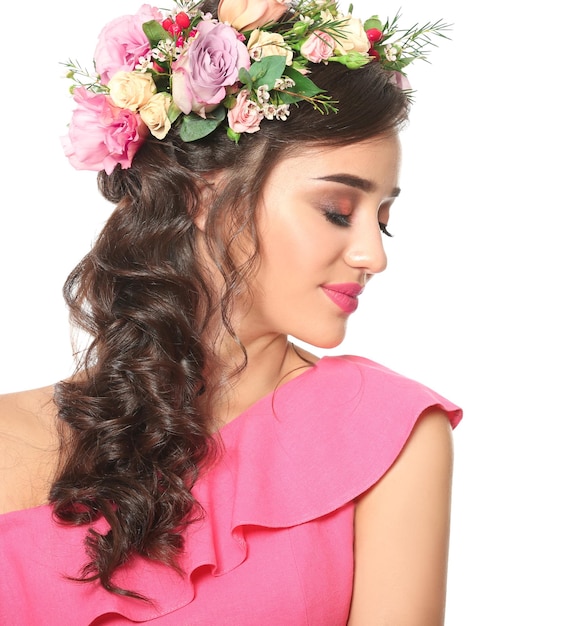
[0,385,62,514]
[349,409,454,625]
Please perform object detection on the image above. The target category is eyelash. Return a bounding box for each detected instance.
[323,211,393,237]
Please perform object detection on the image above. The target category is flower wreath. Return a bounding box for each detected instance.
[62,0,449,174]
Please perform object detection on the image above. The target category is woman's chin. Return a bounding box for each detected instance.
[292,328,347,351]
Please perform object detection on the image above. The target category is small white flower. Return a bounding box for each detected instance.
[151,47,167,62]
[385,44,398,62]
[274,77,296,90]
[159,39,178,55]
[275,104,291,120]
[257,85,270,104]
[135,56,154,72]
[263,103,277,120]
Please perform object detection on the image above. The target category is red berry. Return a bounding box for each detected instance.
[368,48,381,60]
[366,28,383,44]
[176,35,185,48]
[162,17,174,32]
[171,22,182,36]
[175,11,190,29]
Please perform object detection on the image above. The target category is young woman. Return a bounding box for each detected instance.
[0,1,462,623]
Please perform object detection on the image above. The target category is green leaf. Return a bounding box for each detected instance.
[152,72,171,92]
[223,94,237,109]
[396,57,416,69]
[179,107,227,142]
[364,17,383,31]
[283,66,324,98]
[238,67,253,90]
[249,55,286,89]
[168,101,182,124]
[143,20,170,48]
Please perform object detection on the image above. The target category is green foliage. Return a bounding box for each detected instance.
[364,17,383,31]
[179,107,227,141]
[250,55,286,89]
[282,66,324,100]
[143,20,170,48]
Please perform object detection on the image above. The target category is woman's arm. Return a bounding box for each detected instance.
[348,409,454,626]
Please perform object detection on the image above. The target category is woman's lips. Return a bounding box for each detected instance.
[321,283,363,314]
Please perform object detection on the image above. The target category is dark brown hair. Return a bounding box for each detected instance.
[51,52,409,596]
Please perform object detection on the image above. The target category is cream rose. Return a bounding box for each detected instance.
[139,92,172,139]
[334,14,370,55]
[108,71,157,111]
[247,30,293,65]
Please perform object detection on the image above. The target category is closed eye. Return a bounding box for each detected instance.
[323,211,352,227]
[323,211,393,237]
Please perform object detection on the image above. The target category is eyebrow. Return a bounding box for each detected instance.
[314,174,401,198]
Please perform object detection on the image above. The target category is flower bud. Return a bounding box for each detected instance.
[292,20,309,36]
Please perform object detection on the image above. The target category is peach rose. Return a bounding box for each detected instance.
[108,71,157,111]
[218,0,289,31]
[140,92,172,139]
[246,30,293,65]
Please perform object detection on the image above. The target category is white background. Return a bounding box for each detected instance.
[1,1,561,623]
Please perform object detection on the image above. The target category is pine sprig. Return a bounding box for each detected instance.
[62,59,105,93]
[382,14,452,64]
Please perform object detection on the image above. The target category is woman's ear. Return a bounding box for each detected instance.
[193,171,224,232]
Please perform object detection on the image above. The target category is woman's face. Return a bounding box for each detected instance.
[236,133,402,349]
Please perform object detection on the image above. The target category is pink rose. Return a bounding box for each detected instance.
[218,0,289,31]
[227,90,264,133]
[172,21,251,116]
[300,30,336,63]
[94,4,163,84]
[62,87,148,174]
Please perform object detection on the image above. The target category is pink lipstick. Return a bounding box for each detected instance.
[321,283,363,314]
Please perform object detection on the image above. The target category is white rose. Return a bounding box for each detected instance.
[334,14,370,55]
[140,92,172,139]
[108,71,157,111]
[247,30,293,65]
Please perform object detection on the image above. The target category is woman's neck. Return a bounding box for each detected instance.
[210,334,317,428]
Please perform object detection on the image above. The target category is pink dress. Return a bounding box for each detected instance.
[0,356,462,625]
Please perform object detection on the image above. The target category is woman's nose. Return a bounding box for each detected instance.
[344,222,388,275]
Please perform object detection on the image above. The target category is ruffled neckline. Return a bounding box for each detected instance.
[0,355,462,624]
